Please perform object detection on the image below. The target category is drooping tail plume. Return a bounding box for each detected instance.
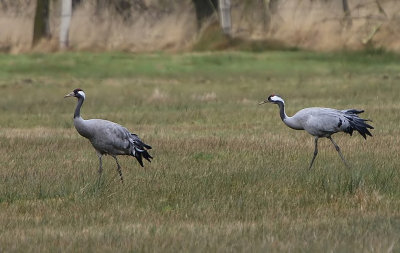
[342,109,374,139]
[130,133,153,167]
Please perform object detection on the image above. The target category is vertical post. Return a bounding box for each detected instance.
[219,0,231,36]
[59,0,72,49]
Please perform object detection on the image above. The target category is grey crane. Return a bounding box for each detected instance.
[259,94,373,169]
[65,88,152,182]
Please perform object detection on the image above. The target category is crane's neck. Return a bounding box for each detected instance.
[74,97,84,119]
[275,101,303,130]
[73,97,93,139]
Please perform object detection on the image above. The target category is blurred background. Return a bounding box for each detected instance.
[1,0,400,53]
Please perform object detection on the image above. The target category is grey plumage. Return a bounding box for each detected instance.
[65,88,152,182]
[259,94,373,169]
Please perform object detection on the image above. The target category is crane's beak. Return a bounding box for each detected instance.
[64,92,74,98]
[258,100,267,105]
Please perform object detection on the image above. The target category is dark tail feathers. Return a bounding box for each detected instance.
[343,109,374,139]
[133,147,153,167]
[131,134,153,167]
[344,109,364,115]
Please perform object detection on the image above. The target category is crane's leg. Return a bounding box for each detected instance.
[112,156,124,183]
[309,136,319,169]
[96,151,103,174]
[95,152,104,187]
[328,136,350,168]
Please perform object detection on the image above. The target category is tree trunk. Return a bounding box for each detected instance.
[32,0,50,46]
[342,0,352,29]
[219,0,231,36]
[59,0,72,49]
[192,0,218,29]
[261,0,271,32]
[269,0,279,15]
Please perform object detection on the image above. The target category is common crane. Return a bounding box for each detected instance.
[65,88,152,182]
[259,94,373,169]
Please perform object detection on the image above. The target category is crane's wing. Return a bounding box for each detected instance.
[300,108,373,139]
[85,119,153,166]
[103,122,153,166]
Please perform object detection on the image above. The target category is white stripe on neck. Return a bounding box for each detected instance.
[78,91,86,99]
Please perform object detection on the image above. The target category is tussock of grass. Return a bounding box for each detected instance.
[192,22,293,52]
[0,51,400,251]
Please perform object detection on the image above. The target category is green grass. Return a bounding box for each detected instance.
[1,51,400,252]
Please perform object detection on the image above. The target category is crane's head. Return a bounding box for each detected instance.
[64,88,86,99]
[259,94,284,105]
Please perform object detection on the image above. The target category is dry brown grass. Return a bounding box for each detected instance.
[232,0,400,51]
[63,1,197,52]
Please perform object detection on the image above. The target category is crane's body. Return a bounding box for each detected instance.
[260,95,373,168]
[283,107,370,137]
[65,88,152,182]
[74,117,150,156]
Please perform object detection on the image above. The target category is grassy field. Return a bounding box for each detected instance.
[0,50,400,252]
